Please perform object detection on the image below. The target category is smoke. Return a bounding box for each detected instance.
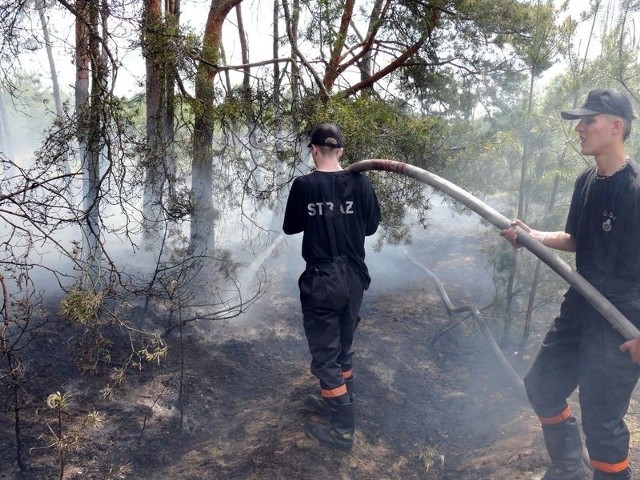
[211,190,497,343]
[367,192,494,305]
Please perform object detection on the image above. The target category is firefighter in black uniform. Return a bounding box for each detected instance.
[502,89,640,480]
[283,123,381,451]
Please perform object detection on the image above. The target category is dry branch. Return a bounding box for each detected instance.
[403,251,526,399]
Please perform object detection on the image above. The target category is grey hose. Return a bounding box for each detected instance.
[347,159,640,341]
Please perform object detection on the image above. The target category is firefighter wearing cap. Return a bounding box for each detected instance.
[283,123,381,451]
[502,88,640,479]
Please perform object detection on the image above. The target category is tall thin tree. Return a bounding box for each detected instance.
[190,0,242,258]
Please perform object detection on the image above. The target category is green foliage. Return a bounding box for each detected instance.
[396,0,557,120]
[40,391,104,480]
[471,0,557,77]
[307,96,452,244]
[60,289,103,328]
[309,97,446,166]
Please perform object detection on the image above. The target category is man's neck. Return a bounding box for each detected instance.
[314,158,342,172]
[594,148,628,176]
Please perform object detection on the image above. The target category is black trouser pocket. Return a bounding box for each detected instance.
[299,260,350,311]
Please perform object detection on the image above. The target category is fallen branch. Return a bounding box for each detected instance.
[403,250,526,399]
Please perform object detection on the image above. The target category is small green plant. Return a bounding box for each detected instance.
[100,334,168,400]
[419,446,445,473]
[37,391,103,480]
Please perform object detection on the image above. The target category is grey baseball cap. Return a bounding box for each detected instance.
[561,88,635,122]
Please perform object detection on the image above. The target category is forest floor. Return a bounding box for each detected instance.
[2,201,640,479]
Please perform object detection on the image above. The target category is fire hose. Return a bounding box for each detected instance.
[347,159,640,341]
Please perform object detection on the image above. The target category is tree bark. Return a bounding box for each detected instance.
[358,0,386,96]
[142,0,181,240]
[272,0,281,105]
[84,0,105,285]
[190,0,242,258]
[142,0,165,239]
[37,0,70,176]
[235,4,250,99]
[165,0,179,201]
[75,0,101,284]
[323,0,355,92]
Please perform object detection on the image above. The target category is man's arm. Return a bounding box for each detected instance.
[537,230,576,252]
[365,182,381,236]
[283,178,305,234]
[500,219,576,252]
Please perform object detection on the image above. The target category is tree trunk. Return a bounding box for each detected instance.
[37,0,70,176]
[141,0,180,241]
[75,0,99,284]
[0,91,14,162]
[37,1,62,115]
[323,0,355,92]
[164,0,179,200]
[358,0,385,96]
[75,0,90,169]
[282,0,301,109]
[142,0,165,240]
[503,63,535,344]
[84,0,105,285]
[235,4,250,99]
[272,0,281,106]
[72,0,108,286]
[517,5,601,352]
[190,0,242,258]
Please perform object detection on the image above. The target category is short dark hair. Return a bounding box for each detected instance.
[623,118,632,141]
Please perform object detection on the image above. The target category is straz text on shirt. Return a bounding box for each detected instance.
[307,201,354,216]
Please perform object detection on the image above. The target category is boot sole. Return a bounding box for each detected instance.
[305,424,354,452]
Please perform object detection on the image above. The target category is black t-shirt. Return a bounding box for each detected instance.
[566,159,640,300]
[282,170,381,288]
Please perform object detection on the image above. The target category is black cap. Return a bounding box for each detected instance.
[561,88,635,122]
[308,123,344,148]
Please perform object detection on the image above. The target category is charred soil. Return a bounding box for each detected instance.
[1,280,544,480]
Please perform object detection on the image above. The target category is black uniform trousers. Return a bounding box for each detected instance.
[299,262,364,394]
[524,288,640,473]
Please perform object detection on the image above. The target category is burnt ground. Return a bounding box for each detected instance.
[2,201,640,479]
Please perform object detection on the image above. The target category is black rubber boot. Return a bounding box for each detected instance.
[304,375,355,418]
[305,396,355,451]
[541,417,589,480]
[304,393,335,417]
[593,467,632,479]
[345,375,354,395]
